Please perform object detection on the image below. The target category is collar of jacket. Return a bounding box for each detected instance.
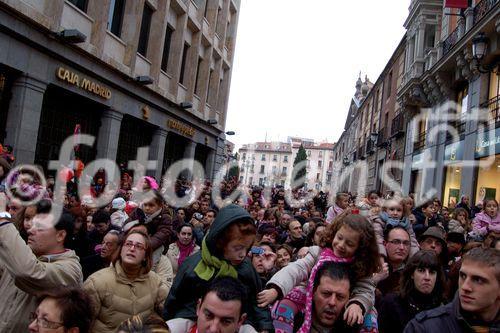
[114,261,148,283]
[452,292,500,331]
[39,249,73,263]
[145,208,162,224]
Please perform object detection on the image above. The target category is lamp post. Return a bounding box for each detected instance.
[472,32,499,74]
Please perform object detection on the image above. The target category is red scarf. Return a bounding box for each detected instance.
[177,240,196,267]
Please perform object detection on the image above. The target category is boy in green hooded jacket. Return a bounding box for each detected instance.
[163,204,273,332]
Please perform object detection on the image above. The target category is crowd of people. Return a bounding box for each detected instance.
[0,156,498,332]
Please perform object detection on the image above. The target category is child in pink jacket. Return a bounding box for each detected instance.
[472,198,500,238]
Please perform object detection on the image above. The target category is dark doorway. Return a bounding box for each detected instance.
[195,144,209,171]
[162,132,188,175]
[116,114,155,174]
[35,85,104,172]
[0,65,18,144]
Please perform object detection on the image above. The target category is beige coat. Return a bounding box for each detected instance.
[166,242,200,275]
[84,261,169,333]
[153,254,174,290]
[0,223,83,332]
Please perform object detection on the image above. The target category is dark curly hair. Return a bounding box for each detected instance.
[399,250,445,304]
[319,214,380,280]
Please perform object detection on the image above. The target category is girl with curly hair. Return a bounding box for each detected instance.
[257,214,381,333]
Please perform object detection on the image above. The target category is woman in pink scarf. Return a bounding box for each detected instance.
[167,223,200,275]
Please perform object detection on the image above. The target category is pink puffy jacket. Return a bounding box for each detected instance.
[472,212,500,236]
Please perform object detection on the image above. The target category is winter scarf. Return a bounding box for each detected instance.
[297,247,354,333]
[194,237,238,281]
[177,240,196,268]
[380,211,410,229]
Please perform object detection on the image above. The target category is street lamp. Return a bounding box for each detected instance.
[472,33,488,61]
[225,131,235,135]
[342,156,349,165]
[472,32,499,74]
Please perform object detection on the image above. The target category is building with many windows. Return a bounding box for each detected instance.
[238,138,335,190]
[333,0,499,205]
[0,0,240,180]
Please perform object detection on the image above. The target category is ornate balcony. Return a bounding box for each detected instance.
[481,95,500,126]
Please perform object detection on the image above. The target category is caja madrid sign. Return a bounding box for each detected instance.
[56,67,111,100]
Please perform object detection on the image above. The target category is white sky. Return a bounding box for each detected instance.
[226,0,410,149]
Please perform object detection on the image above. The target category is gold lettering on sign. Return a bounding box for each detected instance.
[167,119,195,137]
[56,67,111,100]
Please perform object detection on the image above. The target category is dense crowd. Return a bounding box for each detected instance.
[0,155,498,333]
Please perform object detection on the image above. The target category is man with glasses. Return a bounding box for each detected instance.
[0,207,83,332]
[81,229,122,279]
[375,226,412,296]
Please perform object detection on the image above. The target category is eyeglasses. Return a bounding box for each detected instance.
[388,239,411,247]
[29,312,64,329]
[124,241,146,251]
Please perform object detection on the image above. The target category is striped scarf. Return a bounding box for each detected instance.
[297,247,354,333]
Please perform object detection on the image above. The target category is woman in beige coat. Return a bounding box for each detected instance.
[166,223,200,275]
[84,230,169,333]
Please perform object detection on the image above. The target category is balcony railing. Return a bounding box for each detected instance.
[474,0,499,25]
[481,95,500,126]
[414,131,426,152]
[366,139,374,154]
[377,128,388,147]
[391,113,405,138]
[443,25,460,57]
[446,113,467,142]
[357,146,365,160]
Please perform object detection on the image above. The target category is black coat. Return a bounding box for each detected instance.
[378,292,441,333]
[80,253,106,280]
[403,293,500,333]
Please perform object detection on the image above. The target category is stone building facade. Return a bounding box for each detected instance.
[0,0,240,180]
[238,138,335,191]
[332,0,499,205]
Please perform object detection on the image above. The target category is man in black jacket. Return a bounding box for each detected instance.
[404,247,500,332]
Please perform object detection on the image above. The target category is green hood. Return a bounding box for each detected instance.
[204,204,254,257]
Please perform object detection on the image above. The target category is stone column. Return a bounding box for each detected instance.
[182,140,197,178]
[205,148,216,181]
[148,128,168,180]
[416,22,426,60]
[434,144,446,200]
[465,7,474,32]
[87,0,112,58]
[458,18,466,39]
[44,0,65,31]
[213,137,226,180]
[5,74,47,164]
[96,108,123,160]
[460,74,482,201]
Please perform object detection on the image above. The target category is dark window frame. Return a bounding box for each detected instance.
[179,42,190,86]
[108,0,126,38]
[68,0,88,12]
[161,25,175,72]
[137,4,154,57]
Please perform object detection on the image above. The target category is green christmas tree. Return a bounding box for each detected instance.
[293,144,308,189]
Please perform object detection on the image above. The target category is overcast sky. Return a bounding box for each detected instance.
[226,0,410,149]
